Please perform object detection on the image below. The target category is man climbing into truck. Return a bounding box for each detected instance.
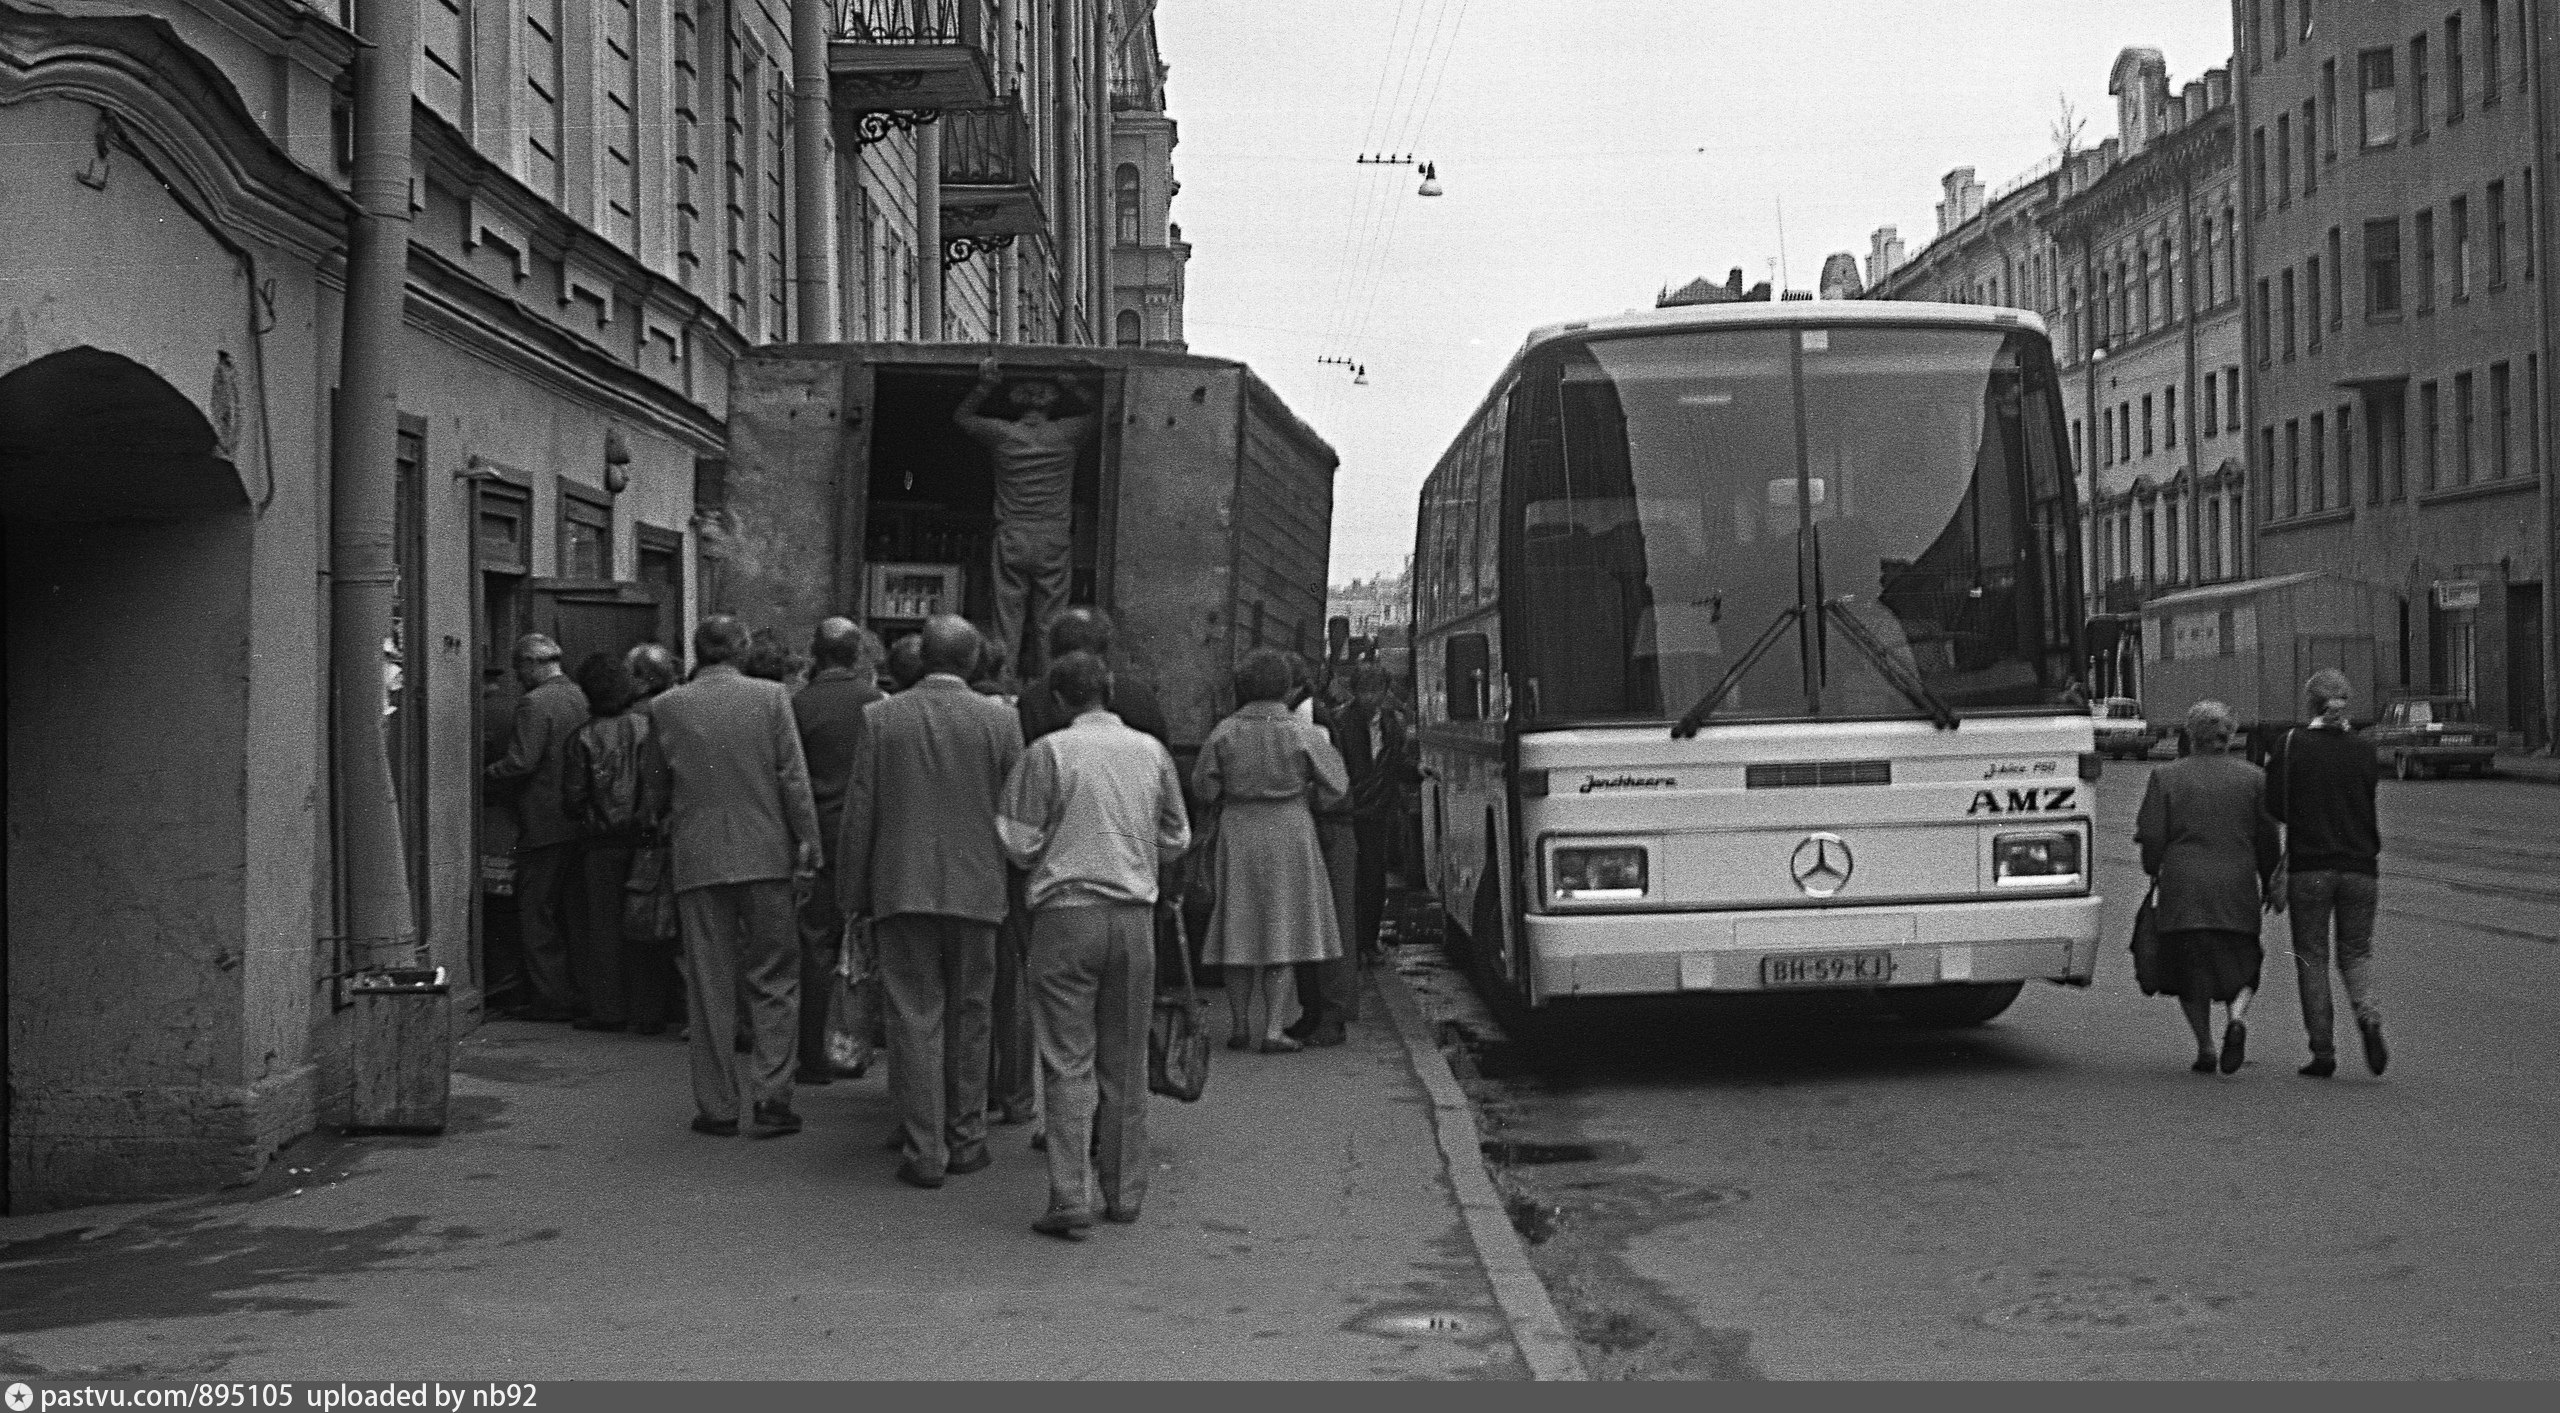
[956,356,1100,682]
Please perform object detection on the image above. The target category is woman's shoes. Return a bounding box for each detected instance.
[1225,1035,1253,1052]
[1259,1036,1303,1054]
[2219,1020,2248,1074]
[2191,1052,2219,1073]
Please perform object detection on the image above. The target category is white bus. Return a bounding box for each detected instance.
[1410,301,2099,1026]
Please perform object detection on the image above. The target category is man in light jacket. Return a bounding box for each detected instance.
[997,651,1191,1240]
[838,615,1025,1188]
[641,616,823,1138]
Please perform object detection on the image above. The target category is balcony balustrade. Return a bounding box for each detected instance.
[939,98,1047,259]
[830,0,996,127]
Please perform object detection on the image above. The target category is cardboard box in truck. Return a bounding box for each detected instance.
[2140,571,2395,751]
[715,344,1338,764]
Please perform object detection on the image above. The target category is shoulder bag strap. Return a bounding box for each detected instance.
[1169,900,1199,1004]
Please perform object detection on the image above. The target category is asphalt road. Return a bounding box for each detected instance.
[1410,763,2560,1379]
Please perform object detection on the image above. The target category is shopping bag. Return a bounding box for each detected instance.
[2128,882,2170,996]
[826,916,878,1074]
[622,844,679,943]
[1148,904,1211,1102]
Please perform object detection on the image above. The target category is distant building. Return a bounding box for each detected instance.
[1110,6,1190,350]
[1936,167,1988,234]
[1818,252,1865,300]
[2232,0,2555,743]
[1659,268,1772,306]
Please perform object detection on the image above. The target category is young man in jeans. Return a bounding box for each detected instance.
[2266,668,2389,1077]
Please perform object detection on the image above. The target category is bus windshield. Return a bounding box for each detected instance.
[1514,323,2076,724]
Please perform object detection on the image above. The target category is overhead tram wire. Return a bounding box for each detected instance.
[1318,0,1426,359]
[1321,0,1467,361]
[1337,0,1472,371]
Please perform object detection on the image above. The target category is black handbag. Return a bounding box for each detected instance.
[2129,881,2171,996]
[1148,904,1211,1102]
[622,843,680,944]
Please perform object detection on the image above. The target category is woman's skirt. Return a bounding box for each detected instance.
[1200,798,1343,968]
[2164,928,2263,1004]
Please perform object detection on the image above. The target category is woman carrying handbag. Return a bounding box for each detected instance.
[2132,700,2285,1074]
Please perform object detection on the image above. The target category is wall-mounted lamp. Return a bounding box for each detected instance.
[603,427,632,495]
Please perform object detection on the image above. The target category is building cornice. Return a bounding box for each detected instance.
[0,2,353,263]
[404,243,726,455]
[2046,110,2233,245]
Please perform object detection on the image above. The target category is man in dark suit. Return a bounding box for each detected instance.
[1323,661,1415,973]
[485,633,590,1022]
[641,616,824,1139]
[995,608,1172,1120]
[839,615,1026,1188]
[791,618,884,1084]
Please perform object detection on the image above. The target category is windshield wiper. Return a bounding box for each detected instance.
[1671,605,1804,740]
[1821,597,1962,731]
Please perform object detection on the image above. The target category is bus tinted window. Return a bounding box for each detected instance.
[1513,325,2073,723]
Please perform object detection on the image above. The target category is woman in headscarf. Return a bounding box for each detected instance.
[2134,700,2285,1073]
[1191,649,1351,1052]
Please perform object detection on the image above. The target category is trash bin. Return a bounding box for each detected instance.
[348,965,452,1134]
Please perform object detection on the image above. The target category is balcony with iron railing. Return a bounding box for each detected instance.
[939,97,1046,244]
[830,0,996,116]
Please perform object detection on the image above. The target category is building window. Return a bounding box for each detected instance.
[2419,380,2441,488]
[559,479,614,580]
[2411,32,2431,137]
[2072,419,2084,471]
[2481,1,2500,106]
[2338,403,2355,508]
[2309,412,2328,510]
[2201,218,2218,305]
[2139,249,2155,327]
[2416,207,2438,310]
[2526,170,2538,279]
[2276,116,2293,207]
[2261,426,2279,518]
[1114,163,1141,246]
[2446,14,2464,123]
[2301,100,2318,193]
[2327,227,2344,326]
[2223,206,2240,298]
[2486,180,2506,287]
[2359,48,2399,146]
[2204,372,2219,438]
[2454,370,2475,483]
[2321,60,2337,161]
[2142,508,2157,584]
[2143,394,2156,455]
[2488,362,2511,477]
[2166,502,2182,582]
[2167,385,2179,448]
[2121,402,2134,461]
[520,0,566,199]
[2228,365,2243,431]
[2451,194,2471,299]
[2308,255,2324,349]
[1115,308,1142,347]
[2364,218,2402,314]
[2282,266,2297,358]
[2253,127,2270,212]
[2285,420,2302,516]
[2250,0,2265,70]
[2256,277,2274,364]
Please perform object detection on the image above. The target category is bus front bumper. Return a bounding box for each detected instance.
[1526,895,2103,999]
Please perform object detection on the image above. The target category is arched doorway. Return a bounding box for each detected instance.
[3,346,255,1212]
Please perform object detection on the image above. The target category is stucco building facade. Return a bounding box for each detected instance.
[2,0,1164,1211]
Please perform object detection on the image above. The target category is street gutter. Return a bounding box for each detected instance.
[1373,965,1587,1381]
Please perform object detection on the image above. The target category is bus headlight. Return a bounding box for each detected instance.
[1993,831,2082,887]
[1549,843,1650,902]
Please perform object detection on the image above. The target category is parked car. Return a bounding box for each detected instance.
[2364,696,2498,779]
[2091,697,2159,759]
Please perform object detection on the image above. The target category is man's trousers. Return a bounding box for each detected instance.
[876,913,999,1177]
[1030,904,1156,1217]
[676,879,800,1123]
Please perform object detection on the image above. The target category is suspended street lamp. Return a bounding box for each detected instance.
[1416,162,1443,197]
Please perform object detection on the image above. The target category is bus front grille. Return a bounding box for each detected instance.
[1744,760,1893,789]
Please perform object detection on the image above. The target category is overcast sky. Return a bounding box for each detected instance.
[1152,0,2237,582]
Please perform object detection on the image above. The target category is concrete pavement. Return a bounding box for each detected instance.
[0,974,1538,1380]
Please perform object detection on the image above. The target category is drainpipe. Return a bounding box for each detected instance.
[791,0,834,341]
[330,0,420,969]
[2529,0,2559,749]
[917,120,942,341]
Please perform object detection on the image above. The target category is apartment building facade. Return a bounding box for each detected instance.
[1108,0,1187,349]
[2233,0,2554,742]
[1,0,1162,1211]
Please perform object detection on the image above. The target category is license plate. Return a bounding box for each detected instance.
[1760,949,1898,988]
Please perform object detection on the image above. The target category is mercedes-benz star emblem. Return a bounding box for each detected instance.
[1789,832,1854,898]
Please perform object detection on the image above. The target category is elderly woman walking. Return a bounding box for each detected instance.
[2135,701,2285,1074]
[1193,648,1351,1053]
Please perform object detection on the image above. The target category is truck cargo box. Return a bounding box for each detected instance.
[715,344,1338,757]
[2141,570,2394,739]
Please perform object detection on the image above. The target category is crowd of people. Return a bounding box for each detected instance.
[2134,669,2390,1079]
[482,607,1416,1241]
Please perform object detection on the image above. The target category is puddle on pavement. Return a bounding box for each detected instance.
[1354,1309,1474,1338]
[1479,1140,1598,1166]
[1963,1265,2224,1335]
[0,1213,479,1336]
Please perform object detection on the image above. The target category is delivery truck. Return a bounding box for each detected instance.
[2139,571,2396,756]
[711,343,1338,766]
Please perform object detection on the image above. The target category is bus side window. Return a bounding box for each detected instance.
[1446,633,1491,721]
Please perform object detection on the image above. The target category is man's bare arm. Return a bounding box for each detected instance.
[953,356,1007,443]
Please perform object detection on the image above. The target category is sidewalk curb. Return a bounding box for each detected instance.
[1371,963,1587,1382]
